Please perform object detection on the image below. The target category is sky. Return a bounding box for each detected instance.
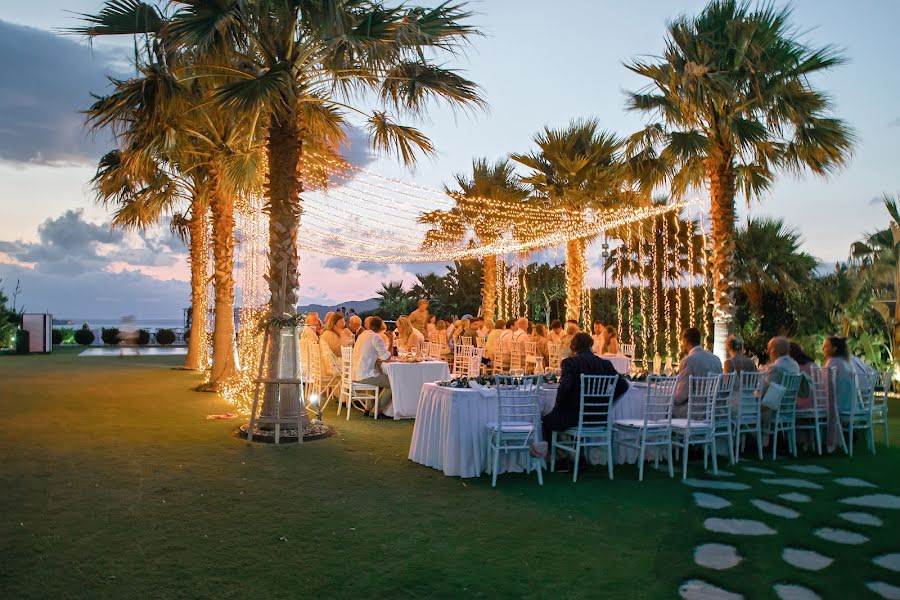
[0,1,898,320]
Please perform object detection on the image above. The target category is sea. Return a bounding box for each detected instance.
[52,318,186,331]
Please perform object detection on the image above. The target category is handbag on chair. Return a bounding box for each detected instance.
[761,381,785,411]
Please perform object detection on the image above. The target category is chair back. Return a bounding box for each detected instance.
[621,343,636,358]
[737,371,764,420]
[810,365,829,412]
[548,343,561,370]
[309,338,323,385]
[493,374,541,431]
[509,344,525,373]
[340,346,354,396]
[686,375,720,426]
[855,371,878,415]
[453,345,478,377]
[713,372,735,432]
[476,336,486,348]
[526,342,537,356]
[644,375,677,425]
[460,335,473,347]
[427,341,442,360]
[874,370,891,413]
[577,374,619,433]
[775,373,802,423]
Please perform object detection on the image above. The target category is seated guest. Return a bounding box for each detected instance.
[548,319,564,345]
[529,323,551,371]
[723,335,756,375]
[475,316,489,340]
[558,322,579,360]
[484,319,505,363]
[565,319,580,332]
[352,316,393,416]
[434,320,452,358]
[602,325,619,355]
[530,333,629,460]
[307,311,323,334]
[395,316,425,354]
[591,320,605,354]
[318,313,345,390]
[299,313,320,378]
[512,317,530,354]
[823,336,855,413]
[673,327,723,418]
[759,336,800,445]
[378,320,393,354]
[346,315,364,341]
[790,342,815,410]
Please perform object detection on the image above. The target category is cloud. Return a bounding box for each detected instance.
[889,116,900,128]
[0,20,124,165]
[320,256,389,275]
[340,123,377,170]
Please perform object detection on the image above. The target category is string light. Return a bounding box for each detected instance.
[626,223,635,348]
[699,212,713,349]
[673,211,683,358]
[651,217,659,358]
[616,238,623,344]
[662,213,671,359]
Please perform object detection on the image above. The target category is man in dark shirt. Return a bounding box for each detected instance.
[530,332,628,461]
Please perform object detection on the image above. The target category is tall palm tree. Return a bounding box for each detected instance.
[165,1,484,416]
[420,158,529,321]
[733,217,817,318]
[375,281,412,320]
[625,0,854,356]
[511,119,633,323]
[76,3,266,388]
[851,194,900,363]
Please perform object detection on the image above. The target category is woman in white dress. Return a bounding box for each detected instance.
[823,336,856,452]
[395,316,425,354]
[319,312,346,380]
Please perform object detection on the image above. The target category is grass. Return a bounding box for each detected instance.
[1,347,898,599]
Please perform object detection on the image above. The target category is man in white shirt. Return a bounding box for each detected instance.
[673,327,722,417]
[513,317,530,354]
[475,316,489,340]
[352,316,393,415]
[591,320,605,354]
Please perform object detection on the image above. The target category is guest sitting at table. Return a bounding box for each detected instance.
[484,319,504,364]
[395,316,425,354]
[602,325,619,355]
[529,323,551,371]
[673,327,723,418]
[530,332,629,462]
[591,320,605,354]
[548,319,563,345]
[318,312,345,391]
[723,335,756,375]
[759,336,800,446]
[347,315,363,340]
[434,320,452,359]
[299,313,320,378]
[822,336,856,452]
[790,342,815,410]
[475,316,489,340]
[352,316,393,416]
[512,317,530,353]
[378,320,394,355]
[558,322,579,360]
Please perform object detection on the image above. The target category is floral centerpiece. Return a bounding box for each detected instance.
[437,375,494,388]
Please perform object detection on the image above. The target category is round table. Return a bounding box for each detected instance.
[408,382,648,478]
[381,360,451,419]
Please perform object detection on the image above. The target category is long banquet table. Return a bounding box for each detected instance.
[381,360,451,419]
[408,381,648,478]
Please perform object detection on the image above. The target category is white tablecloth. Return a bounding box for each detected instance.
[381,360,450,419]
[601,354,631,375]
[408,382,648,478]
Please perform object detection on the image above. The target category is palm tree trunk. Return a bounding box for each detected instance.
[482,254,497,322]
[565,238,585,323]
[262,115,309,431]
[183,205,208,371]
[707,154,737,359]
[207,168,236,388]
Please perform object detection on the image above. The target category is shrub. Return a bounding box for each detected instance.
[52,328,75,345]
[101,327,120,345]
[74,326,95,346]
[137,329,150,346]
[156,328,176,345]
[52,329,63,345]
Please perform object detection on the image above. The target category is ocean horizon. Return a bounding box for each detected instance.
[53,318,186,330]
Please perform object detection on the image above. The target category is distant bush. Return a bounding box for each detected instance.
[101,328,120,345]
[74,326,95,346]
[156,328,176,345]
[52,329,62,345]
[52,328,75,345]
[137,329,150,346]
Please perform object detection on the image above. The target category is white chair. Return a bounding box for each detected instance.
[493,340,511,375]
[509,345,526,373]
[872,369,891,447]
[838,370,878,456]
[426,341,442,360]
[486,374,543,487]
[551,374,620,482]
[452,345,480,378]
[614,376,677,480]
[765,373,802,460]
[336,346,380,420]
[475,336,486,348]
[460,335,473,347]
[795,366,829,455]
[732,371,765,462]
[620,343,635,358]
[548,343,561,370]
[306,340,337,418]
[710,372,736,466]
[671,375,720,479]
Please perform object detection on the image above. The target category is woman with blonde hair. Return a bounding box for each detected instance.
[530,323,551,371]
[319,312,346,383]
[435,319,452,359]
[396,316,425,354]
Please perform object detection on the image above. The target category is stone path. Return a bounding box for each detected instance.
[865,581,900,600]
[693,492,731,509]
[751,499,800,519]
[873,553,900,573]
[779,492,812,503]
[833,477,877,488]
[682,479,751,491]
[694,543,742,570]
[773,583,821,600]
[838,512,883,527]
[813,527,869,545]
[679,579,743,600]
[783,465,830,475]
[839,494,900,509]
[782,548,833,571]
[761,478,824,490]
[704,517,777,536]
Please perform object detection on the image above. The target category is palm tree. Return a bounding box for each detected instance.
[375,281,412,320]
[626,0,854,356]
[420,158,529,321]
[511,119,633,323]
[733,217,817,318]
[165,1,485,415]
[851,194,900,363]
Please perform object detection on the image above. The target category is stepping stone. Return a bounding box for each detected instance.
[866,582,900,600]
[679,579,743,600]
[682,479,751,491]
[741,466,775,475]
[779,493,812,503]
[839,512,883,527]
[705,469,736,477]
[762,478,823,490]
[834,477,877,488]
[694,492,732,510]
[813,527,869,545]
[782,548,833,571]
[783,465,830,475]
[873,554,900,573]
[751,499,800,519]
[704,518,776,536]
[839,494,900,510]
[694,543,742,570]
[774,584,821,600]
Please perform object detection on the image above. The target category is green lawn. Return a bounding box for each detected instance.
[1,348,898,599]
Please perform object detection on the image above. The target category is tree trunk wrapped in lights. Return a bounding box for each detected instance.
[207,169,237,388]
[707,154,737,357]
[565,238,585,323]
[183,206,208,371]
[482,254,497,321]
